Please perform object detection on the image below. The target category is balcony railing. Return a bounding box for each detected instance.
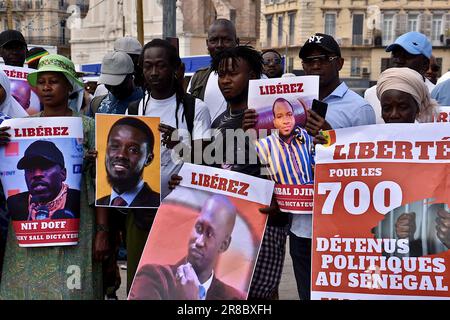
[27,36,69,47]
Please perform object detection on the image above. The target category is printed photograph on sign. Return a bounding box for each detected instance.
[249,76,319,214]
[128,164,271,300]
[2,65,41,116]
[95,114,161,209]
[0,117,84,247]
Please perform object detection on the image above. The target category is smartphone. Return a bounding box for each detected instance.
[311,99,328,119]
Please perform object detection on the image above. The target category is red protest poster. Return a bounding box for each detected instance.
[0,117,84,247]
[312,123,450,300]
[128,163,273,300]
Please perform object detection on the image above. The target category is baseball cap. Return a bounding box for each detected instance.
[98,51,134,86]
[114,36,142,55]
[0,29,27,48]
[17,140,65,170]
[386,31,432,59]
[299,33,341,59]
[27,54,83,94]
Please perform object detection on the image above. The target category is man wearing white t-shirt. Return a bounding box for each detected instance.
[129,39,211,199]
[187,19,239,122]
[364,31,435,124]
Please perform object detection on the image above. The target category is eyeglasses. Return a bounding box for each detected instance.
[263,58,282,65]
[302,55,339,66]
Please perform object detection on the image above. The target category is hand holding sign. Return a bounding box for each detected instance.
[0,126,10,145]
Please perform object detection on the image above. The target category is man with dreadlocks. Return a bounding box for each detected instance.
[171,46,289,300]
[121,39,211,293]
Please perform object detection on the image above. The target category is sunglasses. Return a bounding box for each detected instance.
[302,55,339,65]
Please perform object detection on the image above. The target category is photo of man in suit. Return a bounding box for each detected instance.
[129,194,245,300]
[96,117,160,208]
[7,140,80,221]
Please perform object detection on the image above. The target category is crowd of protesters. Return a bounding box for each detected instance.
[0,18,449,300]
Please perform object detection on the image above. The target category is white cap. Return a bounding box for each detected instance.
[114,36,142,55]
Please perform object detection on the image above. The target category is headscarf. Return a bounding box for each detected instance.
[0,69,28,118]
[376,67,438,123]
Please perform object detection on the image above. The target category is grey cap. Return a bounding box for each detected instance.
[114,36,142,55]
[98,51,134,86]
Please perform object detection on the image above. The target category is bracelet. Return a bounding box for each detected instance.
[96,224,110,232]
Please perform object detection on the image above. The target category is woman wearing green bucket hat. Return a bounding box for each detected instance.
[0,54,106,299]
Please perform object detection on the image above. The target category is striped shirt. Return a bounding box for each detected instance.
[255,127,314,185]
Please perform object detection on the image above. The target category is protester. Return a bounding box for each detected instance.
[90,51,143,115]
[0,30,27,67]
[129,195,244,300]
[188,19,239,122]
[377,67,438,123]
[262,49,284,78]
[292,33,375,300]
[425,55,440,85]
[173,45,290,300]
[432,78,450,106]
[0,54,104,299]
[364,31,434,123]
[122,38,210,294]
[25,47,49,70]
[114,36,145,89]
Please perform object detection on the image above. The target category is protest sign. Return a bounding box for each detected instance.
[128,163,273,300]
[312,123,450,300]
[0,117,83,247]
[95,114,161,209]
[249,76,319,214]
[435,106,450,122]
[2,65,41,115]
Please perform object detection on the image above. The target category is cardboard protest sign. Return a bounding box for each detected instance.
[2,65,41,115]
[249,76,319,214]
[128,163,273,300]
[0,117,83,247]
[312,123,450,300]
[95,114,161,209]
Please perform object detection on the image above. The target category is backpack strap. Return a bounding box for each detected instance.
[182,93,196,137]
[89,94,107,114]
[128,99,141,115]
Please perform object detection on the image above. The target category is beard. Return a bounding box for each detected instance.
[107,171,143,194]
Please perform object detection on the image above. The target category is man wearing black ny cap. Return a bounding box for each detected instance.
[291,33,374,300]
[7,140,80,221]
[0,30,27,67]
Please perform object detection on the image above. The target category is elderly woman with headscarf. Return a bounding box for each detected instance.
[376,67,439,123]
[0,69,28,118]
[0,54,106,300]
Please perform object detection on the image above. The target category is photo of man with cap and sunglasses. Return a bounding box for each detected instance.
[7,140,80,221]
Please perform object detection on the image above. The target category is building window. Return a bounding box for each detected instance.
[288,12,295,45]
[431,14,443,44]
[382,14,395,45]
[351,57,361,76]
[324,13,336,37]
[352,14,364,45]
[380,58,393,73]
[266,16,273,47]
[278,16,284,47]
[408,14,419,32]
